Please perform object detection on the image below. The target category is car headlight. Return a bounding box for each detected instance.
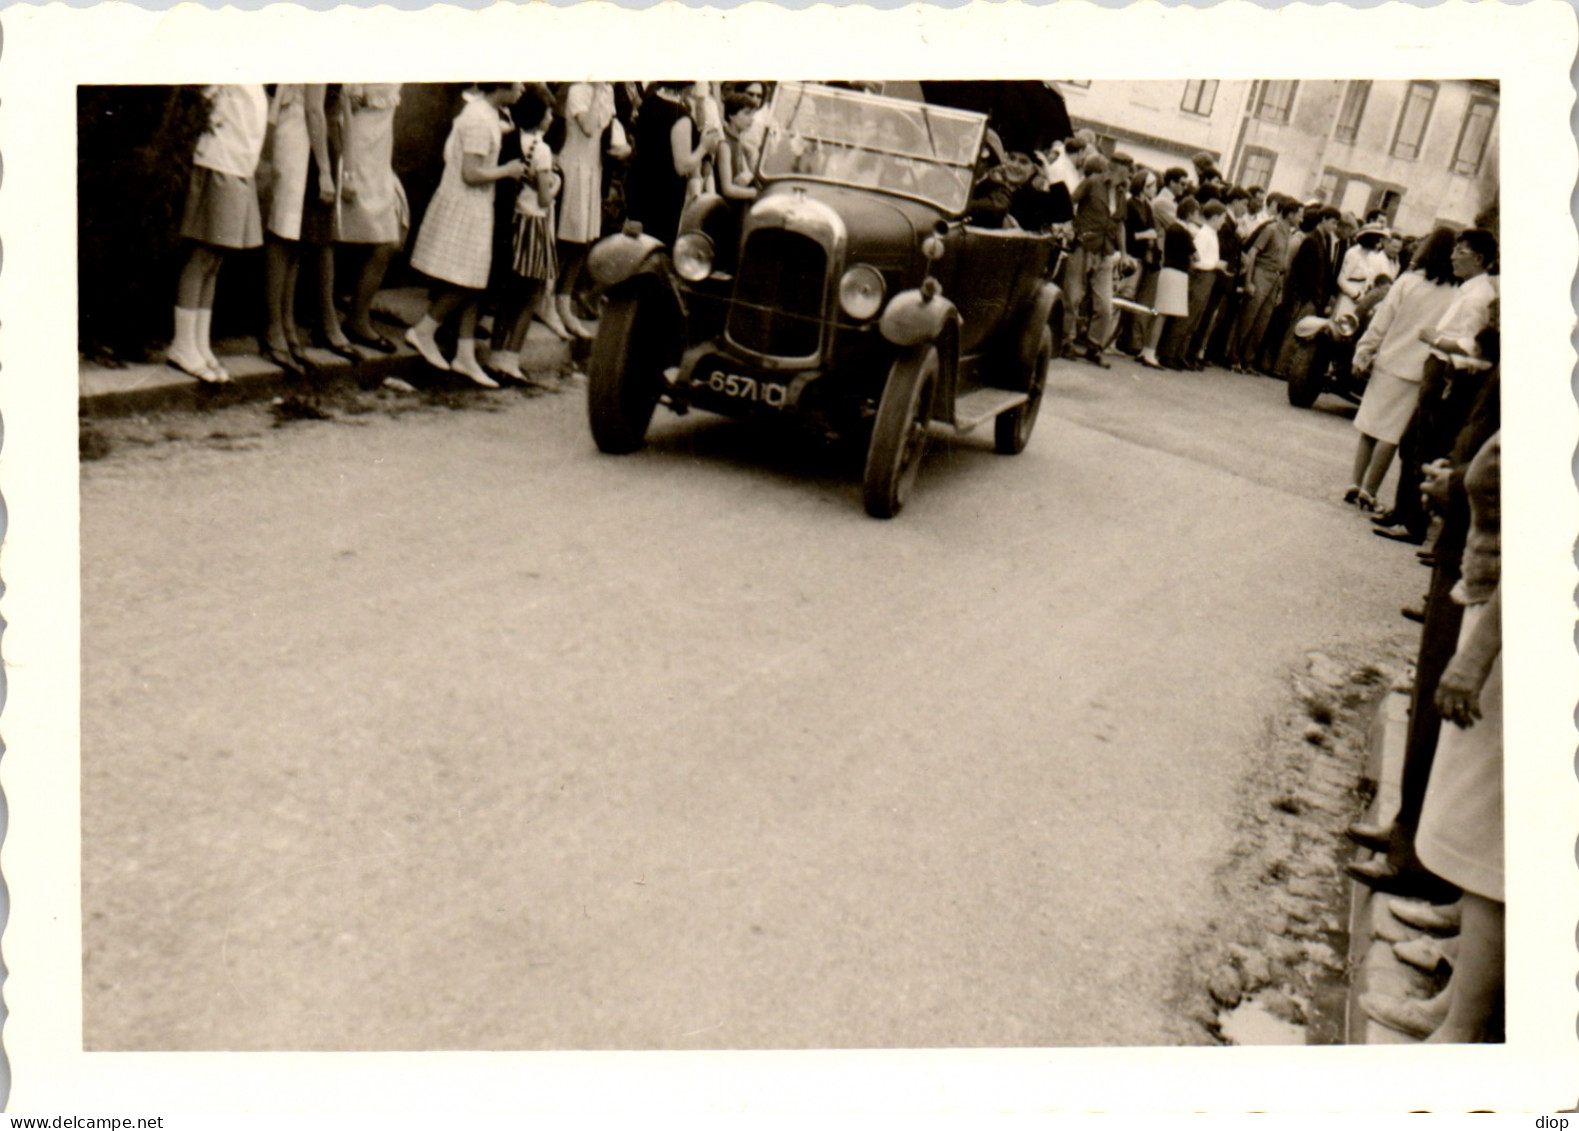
[673,232,715,282]
[838,264,886,321]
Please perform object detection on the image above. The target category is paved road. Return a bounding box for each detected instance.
[80,358,1421,1051]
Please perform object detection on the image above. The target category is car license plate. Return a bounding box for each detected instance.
[703,369,789,408]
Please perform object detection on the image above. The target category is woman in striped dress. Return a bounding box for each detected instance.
[488,88,562,382]
[406,83,526,387]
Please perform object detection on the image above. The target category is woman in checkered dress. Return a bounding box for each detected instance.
[405,83,527,387]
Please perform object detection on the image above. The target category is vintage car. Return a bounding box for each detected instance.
[585,81,1067,518]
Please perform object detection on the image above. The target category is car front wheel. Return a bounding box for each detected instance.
[995,324,1052,455]
[863,343,939,518]
[587,293,672,454]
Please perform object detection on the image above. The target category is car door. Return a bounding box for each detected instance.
[945,225,1032,356]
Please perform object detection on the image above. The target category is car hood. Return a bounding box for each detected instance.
[755,181,941,271]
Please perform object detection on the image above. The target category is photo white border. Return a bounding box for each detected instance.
[2,0,1575,1113]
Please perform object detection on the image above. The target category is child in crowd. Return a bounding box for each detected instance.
[489,88,562,382]
[405,83,527,387]
[168,84,270,384]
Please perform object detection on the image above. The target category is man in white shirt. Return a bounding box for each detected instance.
[1376,228,1499,543]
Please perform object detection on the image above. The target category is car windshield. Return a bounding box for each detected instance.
[757,82,987,214]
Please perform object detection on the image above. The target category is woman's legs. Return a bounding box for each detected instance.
[313,244,352,348]
[451,299,498,387]
[264,237,298,353]
[1350,434,1378,493]
[171,242,228,381]
[406,285,472,371]
[489,279,543,379]
[1424,893,1504,1043]
[555,240,594,338]
[345,244,397,341]
[1362,439,1399,499]
[1140,312,1168,365]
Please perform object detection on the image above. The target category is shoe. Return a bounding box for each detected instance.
[1370,509,1397,526]
[1401,605,1425,624]
[1417,551,1437,567]
[1358,990,1447,1039]
[1389,898,1462,933]
[346,326,398,354]
[259,341,307,378]
[318,334,362,362]
[1393,935,1455,974]
[405,326,451,371]
[1343,485,1362,506]
[1086,351,1111,369]
[1345,821,1394,854]
[452,355,500,389]
[1346,858,1460,902]
[557,294,596,340]
[288,346,321,375]
[1356,489,1378,512]
[1140,356,1165,371]
[1374,524,1426,545]
[166,349,229,384]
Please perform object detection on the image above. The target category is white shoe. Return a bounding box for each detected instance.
[167,347,229,385]
[405,326,451,371]
[1388,898,1462,934]
[452,355,500,388]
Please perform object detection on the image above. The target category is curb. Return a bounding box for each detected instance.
[79,289,579,419]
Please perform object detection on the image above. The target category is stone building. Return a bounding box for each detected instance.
[1057,79,1498,235]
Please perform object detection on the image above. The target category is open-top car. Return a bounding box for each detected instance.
[585,81,1067,517]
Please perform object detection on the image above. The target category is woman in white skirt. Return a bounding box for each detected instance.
[1139,197,1196,369]
[1345,228,1461,509]
[552,81,617,339]
[260,84,334,374]
[169,84,269,384]
[406,83,527,387]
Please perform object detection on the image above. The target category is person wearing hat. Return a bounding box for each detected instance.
[1334,220,1393,320]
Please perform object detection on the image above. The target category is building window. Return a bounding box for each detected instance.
[1316,168,1343,204]
[1390,81,1438,160]
[1180,80,1218,117]
[1452,96,1496,176]
[1333,81,1371,144]
[1252,81,1298,124]
[1237,146,1277,189]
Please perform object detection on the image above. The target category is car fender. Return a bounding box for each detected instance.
[587,226,668,290]
[1018,281,1065,368]
[879,284,960,349]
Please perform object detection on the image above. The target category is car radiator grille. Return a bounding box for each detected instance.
[726,229,827,358]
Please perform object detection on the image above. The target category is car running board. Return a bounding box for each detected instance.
[946,388,1029,434]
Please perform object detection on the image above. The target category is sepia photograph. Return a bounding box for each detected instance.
[4,0,1576,1114]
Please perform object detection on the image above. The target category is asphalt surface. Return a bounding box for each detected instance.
[80,358,1422,1051]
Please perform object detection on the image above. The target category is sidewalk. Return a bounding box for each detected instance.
[79,288,579,417]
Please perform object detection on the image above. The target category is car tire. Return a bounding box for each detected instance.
[995,324,1052,455]
[587,293,671,454]
[863,343,939,519]
[1285,339,1323,408]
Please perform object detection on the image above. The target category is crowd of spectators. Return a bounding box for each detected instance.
[1345,226,1501,1045]
[166,81,768,388]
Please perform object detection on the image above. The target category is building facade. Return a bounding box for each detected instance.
[1058,79,1498,236]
